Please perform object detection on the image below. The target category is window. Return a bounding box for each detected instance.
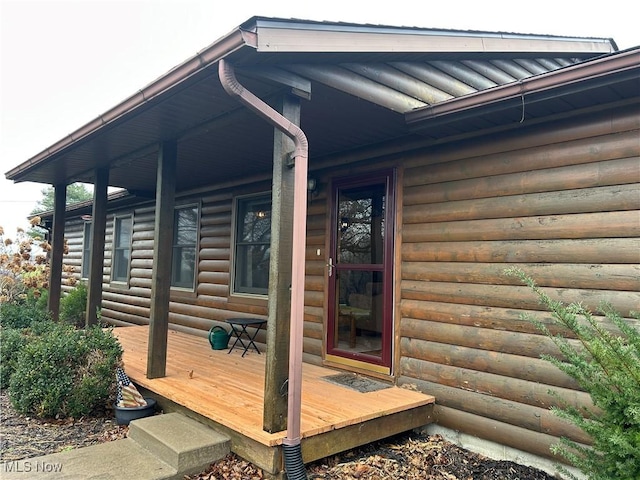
[233,194,271,295]
[112,216,132,283]
[81,222,91,279]
[171,205,199,289]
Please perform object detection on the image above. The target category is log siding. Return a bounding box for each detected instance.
[398,103,640,459]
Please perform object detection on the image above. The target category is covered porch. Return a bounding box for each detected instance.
[113,325,435,475]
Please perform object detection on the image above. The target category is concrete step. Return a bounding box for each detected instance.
[0,438,177,480]
[128,412,231,476]
[0,412,231,480]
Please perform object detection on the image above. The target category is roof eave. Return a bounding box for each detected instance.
[406,48,640,129]
[5,28,254,183]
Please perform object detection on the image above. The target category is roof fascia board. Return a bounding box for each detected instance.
[407,48,640,127]
[5,28,253,182]
[251,19,615,54]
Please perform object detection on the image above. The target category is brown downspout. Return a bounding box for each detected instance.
[218,59,309,478]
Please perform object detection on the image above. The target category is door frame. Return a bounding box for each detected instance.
[325,168,396,375]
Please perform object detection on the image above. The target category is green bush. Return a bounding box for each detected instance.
[8,322,122,418]
[506,267,640,480]
[0,289,50,329]
[0,327,28,388]
[60,282,87,328]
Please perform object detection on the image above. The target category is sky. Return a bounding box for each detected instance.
[1,0,638,237]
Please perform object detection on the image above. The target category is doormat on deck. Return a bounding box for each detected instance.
[322,373,391,393]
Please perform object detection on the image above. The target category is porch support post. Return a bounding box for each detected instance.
[47,183,66,321]
[147,140,177,379]
[263,94,300,433]
[85,167,109,326]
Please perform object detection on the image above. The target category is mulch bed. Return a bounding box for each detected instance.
[0,390,128,462]
[1,389,559,479]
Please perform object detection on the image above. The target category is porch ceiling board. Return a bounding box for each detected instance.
[113,325,435,447]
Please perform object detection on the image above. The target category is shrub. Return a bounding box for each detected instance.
[60,282,88,328]
[0,290,50,329]
[0,327,28,389]
[8,322,123,418]
[506,267,640,480]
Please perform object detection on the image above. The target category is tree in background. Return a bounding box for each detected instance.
[30,183,93,215]
[27,183,93,239]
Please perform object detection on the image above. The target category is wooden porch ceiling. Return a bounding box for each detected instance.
[113,326,435,470]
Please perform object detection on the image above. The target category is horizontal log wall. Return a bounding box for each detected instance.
[398,104,640,462]
[60,182,325,361]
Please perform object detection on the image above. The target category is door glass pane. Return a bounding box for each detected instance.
[335,269,383,358]
[337,184,385,265]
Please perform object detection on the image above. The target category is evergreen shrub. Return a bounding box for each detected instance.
[0,327,28,388]
[506,267,640,480]
[59,282,88,328]
[0,290,50,329]
[8,322,122,418]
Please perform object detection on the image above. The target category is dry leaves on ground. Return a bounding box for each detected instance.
[189,432,560,480]
[2,390,560,479]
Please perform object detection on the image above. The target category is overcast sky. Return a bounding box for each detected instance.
[1,0,638,236]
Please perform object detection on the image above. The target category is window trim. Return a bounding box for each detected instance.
[230,192,272,298]
[110,214,133,285]
[170,202,200,292]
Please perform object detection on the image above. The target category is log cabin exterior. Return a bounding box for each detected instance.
[6,17,639,476]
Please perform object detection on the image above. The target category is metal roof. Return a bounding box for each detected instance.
[5,17,619,194]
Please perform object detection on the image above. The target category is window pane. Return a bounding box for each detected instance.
[112,248,130,281]
[116,217,132,248]
[234,195,271,295]
[172,246,196,289]
[171,206,198,289]
[81,223,91,279]
[112,217,132,282]
[174,207,198,245]
[235,244,270,293]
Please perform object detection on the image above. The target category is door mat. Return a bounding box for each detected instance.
[322,373,391,393]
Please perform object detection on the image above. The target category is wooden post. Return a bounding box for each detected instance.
[85,168,109,326]
[263,94,300,433]
[147,140,177,379]
[47,183,66,321]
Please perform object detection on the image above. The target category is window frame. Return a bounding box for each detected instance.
[231,192,272,298]
[170,203,200,291]
[111,214,133,284]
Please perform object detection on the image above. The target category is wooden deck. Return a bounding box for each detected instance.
[113,325,435,475]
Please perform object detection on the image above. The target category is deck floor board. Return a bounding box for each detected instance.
[114,325,435,447]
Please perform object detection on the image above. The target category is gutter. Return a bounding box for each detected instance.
[6,29,257,181]
[218,59,309,479]
[406,47,640,126]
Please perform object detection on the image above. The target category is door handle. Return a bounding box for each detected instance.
[327,257,334,277]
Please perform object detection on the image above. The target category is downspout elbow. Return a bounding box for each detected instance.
[219,59,308,160]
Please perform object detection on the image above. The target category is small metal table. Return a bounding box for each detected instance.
[225,318,267,357]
